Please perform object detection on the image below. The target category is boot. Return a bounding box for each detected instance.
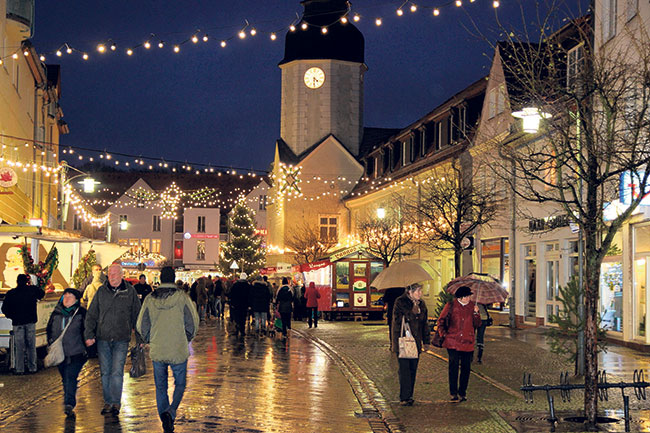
[477,346,484,364]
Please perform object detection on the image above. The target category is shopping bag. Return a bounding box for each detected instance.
[129,345,146,378]
[398,317,419,359]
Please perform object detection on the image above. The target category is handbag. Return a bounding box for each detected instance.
[398,317,419,359]
[486,309,494,327]
[44,308,79,368]
[431,330,445,348]
[129,345,146,378]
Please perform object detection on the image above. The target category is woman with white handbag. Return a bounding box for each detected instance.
[390,284,430,406]
[46,288,87,419]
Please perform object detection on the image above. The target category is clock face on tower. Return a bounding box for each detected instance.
[304,67,325,89]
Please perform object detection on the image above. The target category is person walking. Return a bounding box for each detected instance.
[214,278,224,319]
[229,273,251,339]
[206,275,216,319]
[383,287,405,349]
[84,264,141,416]
[195,277,208,322]
[304,282,321,328]
[79,264,106,293]
[276,278,294,339]
[390,284,430,406]
[46,288,87,418]
[249,276,272,336]
[81,264,104,309]
[1,274,44,375]
[437,286,481,402]
[134,274,153,302]
[292,282,304,321]
[475,303,491,364]
[137,266,199,433]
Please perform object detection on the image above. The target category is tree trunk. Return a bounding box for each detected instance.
[454,248,462,278]
[583,260,600,430]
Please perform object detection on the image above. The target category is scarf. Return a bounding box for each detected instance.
[407,292,421,315]
[458,298,469,307]
[61,301,79,317]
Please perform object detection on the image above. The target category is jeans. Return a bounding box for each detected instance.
[198,304,206,320]
[253,312,267,331]
[58,357,86,408]
[153,360,187,421]
[307,307,318,327]
[398,356,419,401]
[97,340,129,405]
[280,312,292,336]
[447,349,473,397]
[476,321,488,347]
[215,298,223,317]
[13,323,37,373]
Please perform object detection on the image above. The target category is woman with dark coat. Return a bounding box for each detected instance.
[276,277,294,339]
[46,288,87,418]
[437,286,481,402]
[390,284,430,406]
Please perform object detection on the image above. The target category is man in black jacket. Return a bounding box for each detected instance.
[229,273,251,340]
[1,274,44,374]
[133,274,152,301]
[249,276,272,336]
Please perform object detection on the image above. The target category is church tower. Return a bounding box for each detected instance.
[279,0,366,156]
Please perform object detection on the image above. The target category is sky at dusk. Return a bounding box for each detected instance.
[31,0,588,173]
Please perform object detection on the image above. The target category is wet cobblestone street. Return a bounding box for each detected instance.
[0,319,372,433]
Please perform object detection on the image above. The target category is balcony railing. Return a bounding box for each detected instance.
[6,0,34,37]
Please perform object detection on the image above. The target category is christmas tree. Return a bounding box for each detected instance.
[72,249,97,289]
[220,201,265,277]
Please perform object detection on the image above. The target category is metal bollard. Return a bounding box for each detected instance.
[623,395,630,432]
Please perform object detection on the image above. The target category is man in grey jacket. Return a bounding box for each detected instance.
[84,264,140,416]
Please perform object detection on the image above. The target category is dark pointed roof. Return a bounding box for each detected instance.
[280,0,364,65]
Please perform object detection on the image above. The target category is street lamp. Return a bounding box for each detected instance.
[376,208,386,219]
[512,107,551,133]
[119,220,129,231]
[59,162,101,229]
[79,176,100,193]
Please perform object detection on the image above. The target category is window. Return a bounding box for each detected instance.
[151,239,161,253]
[365,159,374,177]
[118,239,128,247]
[152,215,161,232]
[12,60,19,93]
[319,216,338,242]
[488,86,506,118]
[129,238,139,253]
[259,195,267,211]
[197,216,206,233]
[626,0,638,21]
[567,44,585,90]
[374,157,379,178]
[401,140,408,166]
[140,239,150,251]
[73,214,82,231]
[438,118,449,147]
[392,145,401,169]
[196,240,206,260]
[420,128,427,156]
[602,0,617,42]
[119,215,128,231]
[410,133,419,162]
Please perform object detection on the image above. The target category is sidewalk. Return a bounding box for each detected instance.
[294,320,650,432]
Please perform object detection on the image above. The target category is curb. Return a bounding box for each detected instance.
[295,329,405,433]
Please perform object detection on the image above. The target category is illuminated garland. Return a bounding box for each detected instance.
[65,184,111,227]
[2,0,500,63]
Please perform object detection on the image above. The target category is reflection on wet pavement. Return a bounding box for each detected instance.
[2,320,372,432]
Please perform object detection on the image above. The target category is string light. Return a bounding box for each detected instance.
[173,45,180,53]
[410,4,417,12]
[321,27,328,34]
[456,0,462,6]
[220,40,227,48]
[126,48,133,56]
[191,35,199,43]
[289,24,296,32]
[270,33,277,41]
[375,18,382,26]
[238,30,246,39]
[433,8,440,16]
[250,28,257,36]
[341,16,348,24]
[301,22,308,30]
[97,44,106,53]
[144,41,151,49]
[158,41,164,48]
[353,14,361,22]
[202,35,209,42]
[396,9,404,16]
[82,53,89,60]
[39,55,45,61]
[66,47,72,54]
[110,43,117,51]
[493,1,500,7]
[56,50,62,56]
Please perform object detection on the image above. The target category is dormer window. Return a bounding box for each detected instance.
[488,85,506,119]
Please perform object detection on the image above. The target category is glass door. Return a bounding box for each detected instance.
[545,243,560,324]
[523,244,537,322]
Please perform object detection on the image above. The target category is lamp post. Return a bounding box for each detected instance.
[59,161,100,229]
[509,106,552,330]
[377,205,402,262]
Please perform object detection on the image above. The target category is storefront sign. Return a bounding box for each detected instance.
[185,233,219,239]
[121,260,155,267]
[300,260,331,272]
[330,245,364,262]
[528,215,571,232]
[620,171,650,206]
[0,167,18,188]
[260,267,277,275]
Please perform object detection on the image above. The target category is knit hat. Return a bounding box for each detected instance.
[454,286,473,298]
[63,288,82,300]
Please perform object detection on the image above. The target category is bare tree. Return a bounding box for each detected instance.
[408,155,499,278]
[356,204,416,266]
[285,222,337,265]
[485,13,650,428]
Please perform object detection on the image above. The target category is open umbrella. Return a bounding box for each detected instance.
[446,272,508,304]
[370,260,438,291]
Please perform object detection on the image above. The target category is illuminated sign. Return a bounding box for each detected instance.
[184,233,219,239]
[620,171,650,206]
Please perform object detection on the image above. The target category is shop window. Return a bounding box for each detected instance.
[196,240,206,260]
[480,238,510,292]
[523,244,537,321]
[151,239,161,253]
[152,215,161,232]
[319,216,338,242]
[129,238,139,253]
[174,241,183,259]
[141,239,150,251]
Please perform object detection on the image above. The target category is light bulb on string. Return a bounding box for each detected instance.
[110,43,117,51]
[12,53,18,59]
[238,30,246,39]
[375,18,382,26]
[301,22,308,30]
[126,48,133,56]
[173,45,180,53]
[220,40,227,47]
[202,35,208,42]
[39,55,45,61]
[158,41,164,48]
[82,53,89,60]
[250,28,257,36]
[191,35,199,43]
[321,27,328,34]
[144,41,151,49]
[66,47,72,54]
[410,3,417,12]
[396,8,403,16]
[455,0,462,6]
[433,8,440,15]
[97,44,106,53]
[493,0,499,7]
[270,33,277,41]
[340,16,348,23]
[56,50,62,57]
[353,14,360,22]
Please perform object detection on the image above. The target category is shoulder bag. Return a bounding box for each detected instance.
[485,308,494,326]
[398,316,419,359]
[44,308,79,368]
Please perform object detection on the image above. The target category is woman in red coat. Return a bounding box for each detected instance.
[304,282,321,328]
[437,286,481,402]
